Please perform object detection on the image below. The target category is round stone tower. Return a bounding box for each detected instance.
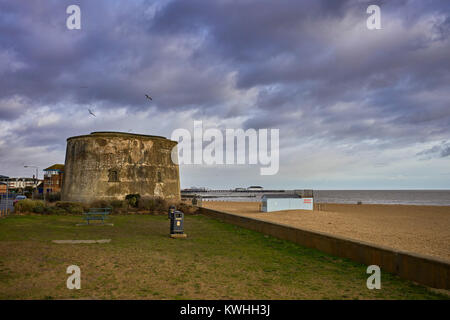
[61,132,180,202]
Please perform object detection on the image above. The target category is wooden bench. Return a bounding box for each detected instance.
[83,208,111,225]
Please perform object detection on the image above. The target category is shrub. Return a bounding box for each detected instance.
[44,206,66,215]
[15,199,45,213]
[139,197,156,211]
[154,197,169,213]
[33,202,45,214]
[108,200,128,214]
[137,197,170,214]
[54,201,85,214]
[88,200,128,213]
[110,200,127,209]
[177,202,199,215]
[89,200,112,209]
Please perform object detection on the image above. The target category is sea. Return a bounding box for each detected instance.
[185,190,450,206]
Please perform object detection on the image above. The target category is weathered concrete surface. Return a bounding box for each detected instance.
[52,239,111,244]
[199,207,450,289]
[61,132,180,202]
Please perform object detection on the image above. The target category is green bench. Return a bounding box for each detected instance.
[83,208,111,225]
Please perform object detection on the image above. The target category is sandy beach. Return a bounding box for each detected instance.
[202,201,450,262]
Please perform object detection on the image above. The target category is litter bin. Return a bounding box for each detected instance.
[170,210,184,235]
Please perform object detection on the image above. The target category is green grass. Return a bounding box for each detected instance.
[0,214,447,300]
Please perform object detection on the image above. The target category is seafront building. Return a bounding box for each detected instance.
[43,164,65,194]
[0,176,40,191]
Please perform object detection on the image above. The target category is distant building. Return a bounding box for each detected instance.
[247,186,263,191]
[0,177,39,190]
[261,193,313,212]
[0,182,7,194]
[0,176,9,195]
[234,187,246,192]
[0,175,8,191]
[44,164,64,194]
[183,187,208,192]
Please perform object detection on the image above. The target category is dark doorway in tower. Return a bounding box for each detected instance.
[109,169,119,182]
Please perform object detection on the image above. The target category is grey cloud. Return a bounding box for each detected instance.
[417,141,450,159]
[0,0,233,116]
[152,0,450,149]
[1,0,450,187]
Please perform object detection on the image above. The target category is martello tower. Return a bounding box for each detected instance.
[61,132,180,202]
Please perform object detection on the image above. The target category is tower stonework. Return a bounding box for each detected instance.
[61,132,180,202]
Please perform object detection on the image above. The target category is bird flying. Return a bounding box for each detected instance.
[145,94,152,100]
[88,109,96,117]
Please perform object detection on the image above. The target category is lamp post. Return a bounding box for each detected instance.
[24,165,39,200]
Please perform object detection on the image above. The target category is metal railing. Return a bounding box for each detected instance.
[0,196,14,217]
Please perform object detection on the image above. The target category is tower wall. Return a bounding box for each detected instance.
[61,132,180,202]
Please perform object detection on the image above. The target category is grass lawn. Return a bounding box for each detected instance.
[0,214,447,300]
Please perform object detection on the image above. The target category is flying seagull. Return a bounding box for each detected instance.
[88,109,96,117]
[145,94,152,101]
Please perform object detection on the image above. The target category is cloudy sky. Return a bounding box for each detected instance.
[1,0,449,189]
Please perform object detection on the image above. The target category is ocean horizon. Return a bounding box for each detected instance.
[185,189,450,206]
